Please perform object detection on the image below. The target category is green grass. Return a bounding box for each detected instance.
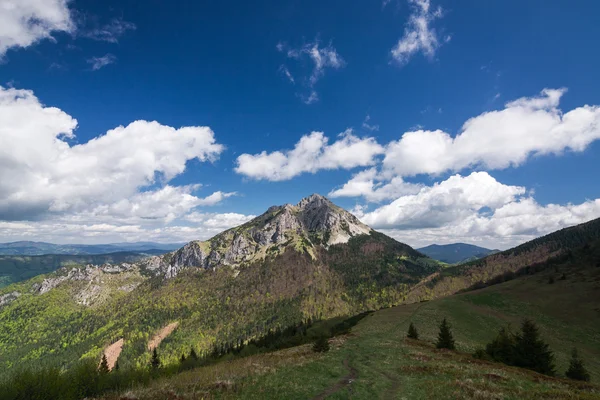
[99,263,600,399]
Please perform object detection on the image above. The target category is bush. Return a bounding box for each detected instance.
[473,348,490,360]
[436,318,455,350]
[312,336,330,353]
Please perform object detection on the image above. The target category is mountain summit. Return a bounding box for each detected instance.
[147,194,372,278]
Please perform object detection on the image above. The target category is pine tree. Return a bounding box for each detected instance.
[150,348,161,370]
[514,319,555,376]
[436,318,455,350]
[485,327,517,365]
[407,322,419,339]
[566,348,590,382]
[99,354,109,374]
[312,336,330,353]
[180,353,186,364]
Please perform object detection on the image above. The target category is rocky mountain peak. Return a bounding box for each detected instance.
[152,194,372,278]
[296,193,331,209]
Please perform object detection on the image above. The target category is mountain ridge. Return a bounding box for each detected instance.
[417,243,499,264]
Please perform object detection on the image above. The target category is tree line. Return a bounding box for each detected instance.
[406,318,591,382]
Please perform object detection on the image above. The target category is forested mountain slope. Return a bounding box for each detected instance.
[0,195,439,374]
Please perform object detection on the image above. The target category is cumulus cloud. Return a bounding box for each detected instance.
[277,39,345,104]
[391,0,446,65]
[0,0,73,58]
[0,85,224,221]
[235,130,384,181]
[87,53,116,70]
[329,168,422,202]
[355,172,600,248]
[358,172,527,229]
[382,88,600,177]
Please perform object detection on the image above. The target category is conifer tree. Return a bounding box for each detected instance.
[407,322,419,340]
[180,353,186,364]
[114,360,119,371]
[150,348,161,370]
[99,354,109,374]
[436,318,455,350]
[312,336,330,353]
[485,327,516,365]
[566,348,590,382]
[514,319,555,376]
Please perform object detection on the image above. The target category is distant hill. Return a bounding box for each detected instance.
[0,252,161,288]
[408,216,600,302]
[0,241,183,256]
[417,243,498,264]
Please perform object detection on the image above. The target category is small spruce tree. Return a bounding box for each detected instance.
[566,348,590,382]
[150,348,161,370]
[514,319,555,376]
[485,327,517,365]
[99,354,109,374]
[312,336,330,353]
[436,318,455,350]
[407,322,419,340]
[180,353,186,364]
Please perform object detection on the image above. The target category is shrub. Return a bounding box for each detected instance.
[312,336,330,353]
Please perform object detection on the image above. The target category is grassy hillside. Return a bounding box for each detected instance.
[0,252,158,288]
[0,233,440,375]
[97,254,600,399]
[407,217,600,301]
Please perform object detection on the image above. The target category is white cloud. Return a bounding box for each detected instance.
[278,64,295,83]
[0,211,256,244]
[329,168,422,202]
[383,88,600,177]
[362,115,379,132]
[0,85,224,221]
[79,16,135,43]
[0,0,73,58]
[355,172,600,248]
[277,39,345,104]
[235,130,384,181]
[391,0,445,65]
[87,53,116,70]
[359,172,526,229]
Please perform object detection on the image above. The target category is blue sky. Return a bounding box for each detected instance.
[0,0,599,249]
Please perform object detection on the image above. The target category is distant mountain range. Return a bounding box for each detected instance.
[417,243,499,264]
[0,241,184,256]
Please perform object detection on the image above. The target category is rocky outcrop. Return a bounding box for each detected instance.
[0,291,20,308]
